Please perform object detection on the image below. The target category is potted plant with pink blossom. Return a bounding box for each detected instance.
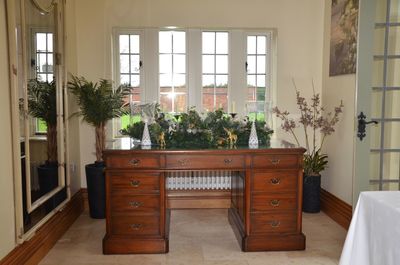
[273,80,344,213]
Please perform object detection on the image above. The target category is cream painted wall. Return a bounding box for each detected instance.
[321,2,356,205]
[71,0,326,187]
[65,0,81,195]
[0,0,17,259]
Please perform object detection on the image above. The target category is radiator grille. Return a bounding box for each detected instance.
[166,171,232,190]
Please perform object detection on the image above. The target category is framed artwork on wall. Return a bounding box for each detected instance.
[329,0,359,76]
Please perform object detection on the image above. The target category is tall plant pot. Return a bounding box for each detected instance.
[85,163,105,219]
[302,174,321,213]
[38,163,58,212]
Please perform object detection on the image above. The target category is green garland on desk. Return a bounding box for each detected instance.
[120,108,273,148]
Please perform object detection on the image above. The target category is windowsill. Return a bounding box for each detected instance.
[29,135,47,141]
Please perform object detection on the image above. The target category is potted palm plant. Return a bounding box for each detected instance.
[27,79,59,202]
[68,75,130,218]
[273,80,344,213]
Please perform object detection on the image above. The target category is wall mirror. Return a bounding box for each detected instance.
[6,0,69,238]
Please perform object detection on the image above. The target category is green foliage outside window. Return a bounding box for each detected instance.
[36,118,47,133]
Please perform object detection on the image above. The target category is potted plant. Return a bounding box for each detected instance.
[273,80,344,213]
[27,79,59,203]
[68,75,130,218]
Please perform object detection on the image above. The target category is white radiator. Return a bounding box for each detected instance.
[166,171,232,190]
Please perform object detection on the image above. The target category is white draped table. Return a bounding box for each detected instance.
[339,191,400,265]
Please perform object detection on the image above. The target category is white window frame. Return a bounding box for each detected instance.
[158,29,189,113]
[200,30,230,112]
[112,28,145,136]
[111,28,275,133]
[245,31,273,121]
[30,28,54,135]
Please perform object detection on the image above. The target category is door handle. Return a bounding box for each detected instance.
[357,112,378,141]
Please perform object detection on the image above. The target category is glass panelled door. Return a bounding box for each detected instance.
[355,0,400,205]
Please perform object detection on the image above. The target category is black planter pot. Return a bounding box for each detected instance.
[85,162,105,219]
[302,174,321,213]
[38,163,59,212]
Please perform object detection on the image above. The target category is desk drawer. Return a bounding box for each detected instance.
[252,170,298,192]
[250,213,297,234]
[252,193,297,212]
[166,155,244,169]
[252,155,299,169]
[111,194,160,213]
[111,215,160,236]
[106,155,160,169]
[110,172,160,192]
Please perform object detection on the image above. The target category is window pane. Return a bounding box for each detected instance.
[36,33,47,52]
[216,74,228,88]
[38,73,47,81]
[247,56,256,74]
[173,31,186,53]
[203,55,215,73]
[173,54,186,73]
[247,75,256,87]
[202,92,214,112]
[216,32,228,54]
[216,55,228,74]
[247,36,256,54]
[174,74,186,91]
[47,33,53,52]
[160,73,172,87]
[159,31,172,53]
[120,74,129,85]
[120,54,130,73]
[130,35,140,53]
[175,94,187,112]
[257,87,266,101]
[160,94,172,112]
[202,74,214,87]
[37,53,48,72]
[130,74,140,87]
[160,86,172,93]
[247,87,256,101]
[46,54,53,73]
[202,32,215,54]
[257,36,266,54]
[130,55,140,73]
[257,74,266,88]
[257,55,266,74]
[159,54,172,73]
[119,35,129,53]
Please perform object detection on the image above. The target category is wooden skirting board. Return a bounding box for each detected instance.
[0,190,84,265]
[320,188,352,230]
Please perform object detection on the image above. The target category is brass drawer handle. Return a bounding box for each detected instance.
[269,158,280,165]
[130,180,141,187]
[178,158,189,166]
[130,223,142,230]
[270,178,281,185]
[270,199,280,207]
[129,158,141,166]
[224,158,233,164]
[129,201,144,208]
[270,220,281,228]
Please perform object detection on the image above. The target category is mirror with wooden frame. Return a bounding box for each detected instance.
[6,0,69,238]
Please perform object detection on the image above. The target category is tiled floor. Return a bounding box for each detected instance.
[40,209,347,265]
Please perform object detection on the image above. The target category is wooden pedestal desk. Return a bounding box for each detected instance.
[102,138,306,254]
